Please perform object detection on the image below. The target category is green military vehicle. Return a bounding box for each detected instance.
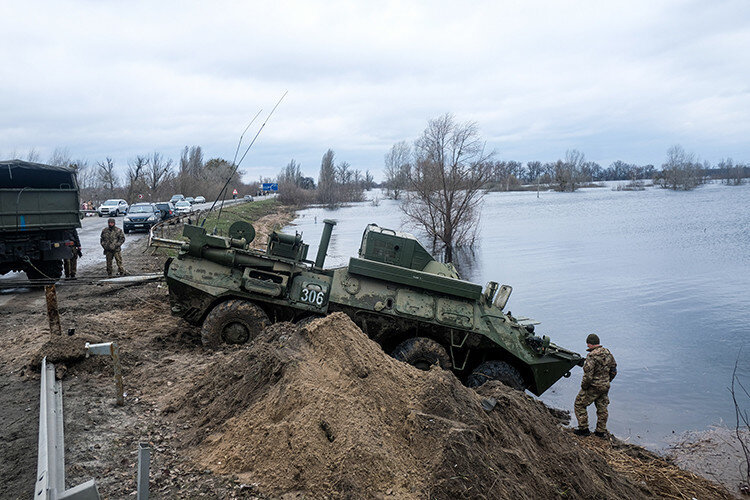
[0,160,81,279]
[164,220,583,395]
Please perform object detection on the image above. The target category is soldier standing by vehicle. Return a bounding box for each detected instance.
[100,218,126,277]
[63,230,82,279]
[573,333,617,437]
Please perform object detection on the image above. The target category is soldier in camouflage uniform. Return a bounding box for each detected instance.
[574,333,617,437]
[100,218,126,277]
[63,229,82,279]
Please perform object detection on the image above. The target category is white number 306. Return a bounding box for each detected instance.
[300,288,325,306]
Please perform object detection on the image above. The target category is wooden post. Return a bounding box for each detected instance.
[44,285,62,336]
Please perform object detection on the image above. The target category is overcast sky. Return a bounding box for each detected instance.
[1,0,749,182]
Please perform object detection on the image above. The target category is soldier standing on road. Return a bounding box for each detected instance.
[100,218,126,277]
[63,229,82,280]
[574,333,617,437]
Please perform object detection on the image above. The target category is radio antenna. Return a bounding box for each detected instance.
[200,110,262,227]
[203,91,288,231]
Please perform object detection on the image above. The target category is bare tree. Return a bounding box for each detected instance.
[402,113,493,262]
[364,170,375,190]
[25,148,41,162]
[47,147,71,167]
[526,161,543,184]
[96,157,119,193]
[317,149,338,206]
[125,155,149,203]
[384,141,411,200]
[70,159,94,190]
[658,144,700,190]
[146,152,174,197]
[177,145,204,195]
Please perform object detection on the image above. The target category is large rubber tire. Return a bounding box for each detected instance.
[467,360,527,391]
[25,260,63,280]
[391,337,452,371]
[201,300,270,349]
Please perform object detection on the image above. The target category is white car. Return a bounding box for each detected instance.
[194,195,206,203]
[98,199,129,217]
[174,200,193,214]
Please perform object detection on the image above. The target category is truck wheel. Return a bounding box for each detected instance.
[467,360,527,391]
[25,260,63,280]
[391,337,452,371]
[201,299,270,348]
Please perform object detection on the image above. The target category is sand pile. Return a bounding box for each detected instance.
[169,313,728,499]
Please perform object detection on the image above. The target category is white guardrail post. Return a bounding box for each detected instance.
[35,357,100,500]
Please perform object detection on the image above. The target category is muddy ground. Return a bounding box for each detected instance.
[0,209,742,499]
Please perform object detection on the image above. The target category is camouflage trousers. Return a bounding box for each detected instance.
[104,250,125,276]
[574,387,610,432]
[63,254,78,277]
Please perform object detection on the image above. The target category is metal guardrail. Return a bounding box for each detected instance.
[84,342,124,406]
[35,358,100,500]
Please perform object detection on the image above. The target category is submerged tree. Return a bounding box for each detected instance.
[658,144,701,190]
[384,141,411,200]
[402,113,493,262]
[317,149,338,206]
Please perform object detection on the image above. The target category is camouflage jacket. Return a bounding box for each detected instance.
[581,346,617,392]
[100,226,125,252]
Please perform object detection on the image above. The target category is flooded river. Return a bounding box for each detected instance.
[286,182,750,448]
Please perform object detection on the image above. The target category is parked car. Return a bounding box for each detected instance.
[174,200,192,215]
[98,199,129,217]
[185,196,195,204]
[154,202,176,220]
[123,203,161,233]
[243,195,254,201]
[194,195,206,203]
[169,194,185,204]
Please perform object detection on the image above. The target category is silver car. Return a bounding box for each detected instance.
[174,200,192,214]
[98,199,129,217]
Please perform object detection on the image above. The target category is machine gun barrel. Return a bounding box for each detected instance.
[201,247,274,269]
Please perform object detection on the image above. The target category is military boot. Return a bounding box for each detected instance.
[573,428,590,436]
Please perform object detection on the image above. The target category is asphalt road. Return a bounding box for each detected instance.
[0,197,246,281]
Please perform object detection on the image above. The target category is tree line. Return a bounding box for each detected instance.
[380,114,749,263]
[5,146,257,205]
[386,144,749,195]
[275,149,375,207]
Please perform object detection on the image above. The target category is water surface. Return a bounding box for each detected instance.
[285,183,750,448]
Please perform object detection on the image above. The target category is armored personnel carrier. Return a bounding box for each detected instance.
[164,220,583,395]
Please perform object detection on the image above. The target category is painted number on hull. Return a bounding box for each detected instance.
[301,287,326,306]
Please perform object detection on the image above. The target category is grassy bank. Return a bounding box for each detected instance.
[196,198,283,235]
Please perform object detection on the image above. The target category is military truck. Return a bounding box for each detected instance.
[164,220,583,395]
[0,160,81,279]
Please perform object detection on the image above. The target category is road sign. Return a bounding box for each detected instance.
[138,194,143,199]
[262,183,278,192]
[232,189,238,195]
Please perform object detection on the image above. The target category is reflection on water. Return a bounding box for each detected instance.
[286,183,750,448]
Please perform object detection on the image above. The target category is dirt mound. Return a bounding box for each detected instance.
[29,332,104,370]
[170,313,728,499]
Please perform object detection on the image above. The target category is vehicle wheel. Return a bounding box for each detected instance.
[25,260,63,280]
[201,299,270,349]
[391,337,452,371]
[467,360,527,391]
[98,213,103,217]
[124,228,129,234]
